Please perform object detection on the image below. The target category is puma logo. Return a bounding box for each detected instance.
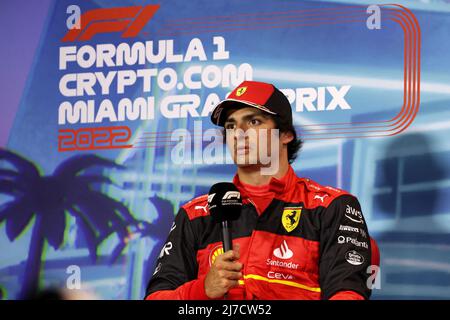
[195,205,208,213]
[314,194,328,203]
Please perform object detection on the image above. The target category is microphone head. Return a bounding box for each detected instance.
[208,182,242,223]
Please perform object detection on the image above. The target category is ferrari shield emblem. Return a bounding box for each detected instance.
[236,86,247,96]
[282,207,302,232]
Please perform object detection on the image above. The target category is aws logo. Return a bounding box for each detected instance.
[62,4,160,42]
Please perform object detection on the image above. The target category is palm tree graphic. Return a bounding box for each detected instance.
[141,196,175,285]
[106,195,176,297]
[0,148,136,299]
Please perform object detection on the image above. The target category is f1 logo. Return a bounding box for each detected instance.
[62,5,160,42]
[222,191,240,200]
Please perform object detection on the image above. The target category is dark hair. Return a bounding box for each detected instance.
[221,112,303,164]
[272,114,303,164]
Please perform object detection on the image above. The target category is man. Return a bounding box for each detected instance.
[145,81,375,300]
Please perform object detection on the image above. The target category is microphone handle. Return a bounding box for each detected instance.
[221,220,233,252]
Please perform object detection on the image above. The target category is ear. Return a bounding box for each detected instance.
[280,131,294,146]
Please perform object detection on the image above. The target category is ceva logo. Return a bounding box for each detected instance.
[62,4,160,42]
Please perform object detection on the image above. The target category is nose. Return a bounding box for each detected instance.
[232,122,249,144]
[234,126,245,138]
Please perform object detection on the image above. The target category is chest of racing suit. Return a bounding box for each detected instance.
[146,167,372,300]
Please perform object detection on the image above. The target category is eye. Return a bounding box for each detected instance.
[249,118,261,126]
[224,123,235,130]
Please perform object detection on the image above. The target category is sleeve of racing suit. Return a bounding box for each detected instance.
[330,290,364,300]
[319,195,372,300]
[145,208,209,300]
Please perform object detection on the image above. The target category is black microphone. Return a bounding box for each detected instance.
[208,182,242,252]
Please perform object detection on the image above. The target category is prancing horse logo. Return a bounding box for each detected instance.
[236,86,247,96]
[281,207,302,233]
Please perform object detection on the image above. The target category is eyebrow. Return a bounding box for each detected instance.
[224,110,269,124]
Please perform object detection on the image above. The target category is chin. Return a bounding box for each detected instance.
[233,160,262,169]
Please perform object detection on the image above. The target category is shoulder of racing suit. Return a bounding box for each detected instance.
[179,176,356,220]
[295,176,355,209]
[181,194,210,221]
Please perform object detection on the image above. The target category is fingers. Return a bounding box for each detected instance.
[217,269,243,280]
[215,259,243,272]
[215,244,243,271]
[204,243,243,299]
[204,263,241,299]
[221,246,240,261]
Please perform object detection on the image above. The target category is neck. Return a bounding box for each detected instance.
[237,159,290,186]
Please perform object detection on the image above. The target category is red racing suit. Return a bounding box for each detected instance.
[145,166,373,300]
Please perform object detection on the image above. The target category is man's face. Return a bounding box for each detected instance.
[223,107,281,168]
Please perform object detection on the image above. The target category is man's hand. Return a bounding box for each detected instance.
[204,244,243,299]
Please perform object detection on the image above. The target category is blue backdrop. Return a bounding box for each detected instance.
[1,0,450,300]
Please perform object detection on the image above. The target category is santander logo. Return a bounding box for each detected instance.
[273,240,293,259]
